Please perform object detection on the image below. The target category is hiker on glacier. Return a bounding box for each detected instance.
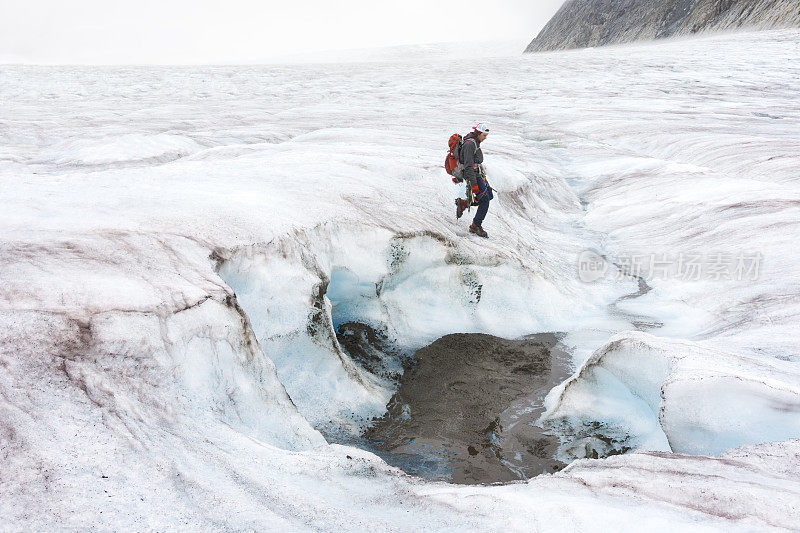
[454,123,492,238]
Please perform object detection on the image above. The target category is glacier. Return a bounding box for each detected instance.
[1,29,800,530]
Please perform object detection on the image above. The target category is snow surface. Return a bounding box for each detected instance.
[2,29,800,530]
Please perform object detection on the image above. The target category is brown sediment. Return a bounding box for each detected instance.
[336,322,408,382]
[363,332,572,484]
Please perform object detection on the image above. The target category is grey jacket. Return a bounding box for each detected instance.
[460,132,484,187]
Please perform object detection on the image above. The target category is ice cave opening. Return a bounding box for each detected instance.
[218,242,579,485]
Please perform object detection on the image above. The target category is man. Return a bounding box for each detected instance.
[455,123,492,238]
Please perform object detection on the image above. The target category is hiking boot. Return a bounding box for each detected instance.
[469,224,488,238]
[455,198,469,219]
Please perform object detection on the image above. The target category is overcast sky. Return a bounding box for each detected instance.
[0,0,565,64]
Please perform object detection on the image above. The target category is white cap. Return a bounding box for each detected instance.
[473,123,490,134]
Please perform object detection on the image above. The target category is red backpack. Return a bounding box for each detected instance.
[444,133,465,183]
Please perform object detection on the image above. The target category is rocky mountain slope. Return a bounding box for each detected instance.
[526,0,800,52]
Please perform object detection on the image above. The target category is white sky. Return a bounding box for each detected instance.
[0,0,565,64]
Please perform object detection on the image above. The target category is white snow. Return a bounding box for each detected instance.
[1,29,800,530]
[33,133,205,166]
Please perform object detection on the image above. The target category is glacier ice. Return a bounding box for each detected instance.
[541,331,800,461]
[2,29,800,530]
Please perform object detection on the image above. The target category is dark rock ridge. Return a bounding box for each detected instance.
[525,0,800,52]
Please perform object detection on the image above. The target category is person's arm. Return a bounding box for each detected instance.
[461,139,477,187]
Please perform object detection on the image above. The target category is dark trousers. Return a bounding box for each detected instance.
[472,183,493,227]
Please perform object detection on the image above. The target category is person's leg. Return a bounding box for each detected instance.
[472,194,490,227]
[456,197,469,218]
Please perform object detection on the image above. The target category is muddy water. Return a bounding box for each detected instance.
[359,332,572,484]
